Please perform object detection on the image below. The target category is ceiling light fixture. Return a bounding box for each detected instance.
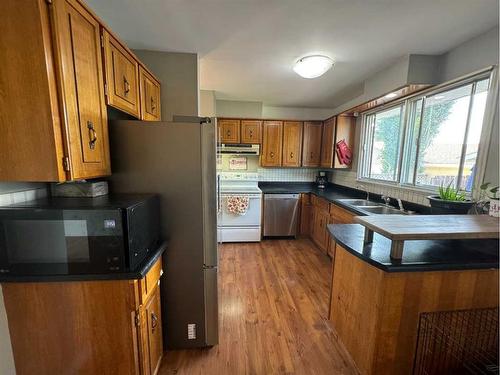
[384,92,398,99]
[293,55,334,79]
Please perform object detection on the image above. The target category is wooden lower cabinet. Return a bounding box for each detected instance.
[2,256,164,375]
[310,197,331,254]
[299,193,312,236]
[329,245,499,375]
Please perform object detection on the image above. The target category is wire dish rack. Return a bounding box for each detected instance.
[413,307,499,375]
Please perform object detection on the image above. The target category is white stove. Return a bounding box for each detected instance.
[217,172,262,243]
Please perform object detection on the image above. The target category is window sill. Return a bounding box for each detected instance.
[355,178,439,196]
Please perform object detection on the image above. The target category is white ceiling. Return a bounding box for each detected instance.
[87,0,498,108]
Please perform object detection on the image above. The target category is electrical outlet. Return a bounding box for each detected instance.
[187,323,196,340]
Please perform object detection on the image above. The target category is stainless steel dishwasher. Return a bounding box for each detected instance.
[263,194,300,237]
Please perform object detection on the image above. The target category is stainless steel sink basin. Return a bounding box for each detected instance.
[339,199,380,207]
[360,206,407,215]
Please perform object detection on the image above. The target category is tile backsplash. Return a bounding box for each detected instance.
[0,186,47,206]
[329,170,432,206]
[258,168,319,182]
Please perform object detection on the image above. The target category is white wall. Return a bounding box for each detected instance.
[133,50,199,121]
[261,106,334,121]
[0,287,15,375]
[216,100,263,118]
[199,90,216,117]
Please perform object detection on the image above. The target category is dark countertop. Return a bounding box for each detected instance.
[0,242,167,283]
[258,182,431,215]
[328,224,499,272]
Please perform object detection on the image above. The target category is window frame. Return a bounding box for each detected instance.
[357,67,496,195]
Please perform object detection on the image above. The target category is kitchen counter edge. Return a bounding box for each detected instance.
[328,224,499,273]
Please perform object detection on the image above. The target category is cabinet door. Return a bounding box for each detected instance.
[261,121,283,167]
[218,119,240,143]
[144,286,163,375]
[302,121,323,167]
[103,30,140,118]
[312,208,329,253]
[282,121,303,167]
[333,116,356,168]
[320,117,336,168]
[53,0,111,180]
[241,120,262,144]
[139,66,161,121]
[299,194,312,236]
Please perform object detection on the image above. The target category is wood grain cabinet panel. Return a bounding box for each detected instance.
[52,0,111,180]
[139,66,161,121]
[282,121,303,167]
[0,0,111,181]
[103,30,141,118]
[302,121,323,167]
[261,121,283,167]
[320,117,336,168]
[241,120,262,144]
[2,256,164,375]
[218,119,241,143]
[333,116,356,168]
[321,115,356,168]
[330,246,499,375]
[299,193,312,236]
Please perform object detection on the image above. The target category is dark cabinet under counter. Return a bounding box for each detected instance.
[1,247,166,375]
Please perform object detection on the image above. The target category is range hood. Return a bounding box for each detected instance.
[217,144,260,155]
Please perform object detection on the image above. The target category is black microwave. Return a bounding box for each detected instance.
[0,194,160,277]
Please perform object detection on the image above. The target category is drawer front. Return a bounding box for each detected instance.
[139,256,163,304]
[330,204,356,224]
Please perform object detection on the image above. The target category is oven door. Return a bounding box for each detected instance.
[0,209,126,276]
[219,193,262,227]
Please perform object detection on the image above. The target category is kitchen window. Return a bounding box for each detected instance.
[358,70,495,193]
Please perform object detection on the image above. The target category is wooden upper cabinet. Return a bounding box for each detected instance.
[333,116,356,168]
[218,119,241,143]
[320,117,336,168]
[241,120,262,144]
[261,121,283,167]
[0,0,111,181]
[302,121,323,167]
[282,121,303,167]
[139,66,161,121]
[53,0,111,180]
[103,30,140,118]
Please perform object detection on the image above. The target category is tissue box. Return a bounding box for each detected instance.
[51,181,108,197]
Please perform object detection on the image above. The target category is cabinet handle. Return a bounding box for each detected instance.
[226,130,231,136]
[249,130,253,136]
[87,121,97,150]
[151,312,158,332]
[270,151,274,158]
[123,76,130,95]
[290,152,294,158]
[151,96,156,111]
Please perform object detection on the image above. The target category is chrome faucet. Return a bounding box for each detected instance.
[357,185,370,201]
[381,195,391,206]
[397,198,404,211]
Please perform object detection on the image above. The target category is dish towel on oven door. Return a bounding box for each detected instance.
[226,196,250,215]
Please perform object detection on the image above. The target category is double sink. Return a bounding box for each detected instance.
[337,199,412,215]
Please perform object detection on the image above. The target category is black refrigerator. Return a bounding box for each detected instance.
[107,117,218,349]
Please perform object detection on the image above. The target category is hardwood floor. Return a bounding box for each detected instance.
[159,239,358,375]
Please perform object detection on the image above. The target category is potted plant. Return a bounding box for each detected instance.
[475,183,499,217]
[427,182,474,214]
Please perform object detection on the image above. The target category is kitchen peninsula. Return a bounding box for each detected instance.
[327,223,499,375]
